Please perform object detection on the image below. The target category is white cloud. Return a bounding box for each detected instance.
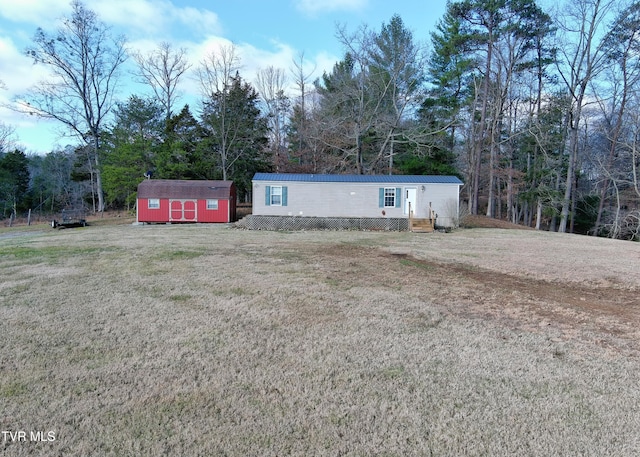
[0,0,223,41]
[240,41,297,76]
[0,35,53,100]
[188,35,235,66]
[0,0,338,151]
[0,35,66,152]
[294,0,368,15]
[90,0,222,40]
[0,0,68,26]
[92,0,170,36]
[173,6,221,37]
[186,36,334,95]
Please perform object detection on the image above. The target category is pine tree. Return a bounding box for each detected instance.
[101,96,163,209]
[156,105,207,179]
[201,73,269,198]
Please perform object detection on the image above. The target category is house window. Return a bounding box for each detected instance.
[384,188,396,207]
[265,185,288,206]
[379,187,402,209]
[148,198,160,209]
[206,199,219,210]
[270,186,282,206]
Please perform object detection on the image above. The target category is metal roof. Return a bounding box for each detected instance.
[137,179,234,199]
[253,173,463,184]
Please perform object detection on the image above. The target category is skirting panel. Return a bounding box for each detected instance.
[242,215,409,231]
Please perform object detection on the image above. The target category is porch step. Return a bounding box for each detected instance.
[411,218,435,233]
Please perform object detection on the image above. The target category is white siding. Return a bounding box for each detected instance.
[420,183,461,227]
[253,180,461,227]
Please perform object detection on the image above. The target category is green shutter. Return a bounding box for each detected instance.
[395,187,402,208]
[265,186,271,206]
[282,186,288,206]
[379,188,384,207]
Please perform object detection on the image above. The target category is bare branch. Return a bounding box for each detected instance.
[132,42,191,122]
[20,0,128,212]
[194,43,241,101]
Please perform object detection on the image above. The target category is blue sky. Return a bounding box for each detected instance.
[0,0,447,154]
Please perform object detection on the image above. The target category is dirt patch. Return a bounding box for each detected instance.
[314,243,640,354]
[404,254,637,334]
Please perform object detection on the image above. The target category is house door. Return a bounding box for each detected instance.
[170,200,197,222]
[404,188,417,216]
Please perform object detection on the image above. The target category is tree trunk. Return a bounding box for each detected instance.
[388,137,394,175]
[93,136,105,213]
[486,141,496,218]
[558,136,577,233]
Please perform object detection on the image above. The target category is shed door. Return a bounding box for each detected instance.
[170,199,197,221]
[404,188,417,215]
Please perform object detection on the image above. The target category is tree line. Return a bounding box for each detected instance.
[2,0,640,239]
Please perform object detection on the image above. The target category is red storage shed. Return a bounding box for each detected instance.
[137,179,236,224]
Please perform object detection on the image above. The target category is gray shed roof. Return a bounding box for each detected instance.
[253,173,463,184]
[137,179,234,199]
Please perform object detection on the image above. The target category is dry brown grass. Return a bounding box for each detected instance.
[1,224,640,456]
[460,214,535,230]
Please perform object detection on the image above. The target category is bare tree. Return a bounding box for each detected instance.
[316,20,424,174]
[132,42,191,123]
[554,0,617,232]
[290,52,316,128]
[22,0,126,212]
[194,43,241,181]
[0,81,13,152]
[195,44,268,184]
[256,66,289,170]
[288,52,319,170]
[195,43,241,100]
[0,122,16,153]
[367,14,429,174]
[317,16,438,175]
[591,2,640,235]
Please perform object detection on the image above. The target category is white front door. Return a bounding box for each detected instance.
[404,188,417,216]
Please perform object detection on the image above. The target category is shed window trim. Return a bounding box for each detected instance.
[148,198,160,209]
[206,199,219,210]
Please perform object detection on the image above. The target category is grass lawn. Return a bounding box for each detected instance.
[1,223,640,456]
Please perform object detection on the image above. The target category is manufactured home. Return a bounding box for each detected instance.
[137,179,236,224]
[251,173,463,228]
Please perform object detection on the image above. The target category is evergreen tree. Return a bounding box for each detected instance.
[368,14,427,173]
[423,8,474,159]
[156,105,207,179]
[101,96,163,209]
[0,150,30,219]
[201,73,269,197]
[314,16,432,174]
[425,0,554,215]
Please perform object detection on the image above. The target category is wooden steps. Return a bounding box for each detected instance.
[410,218,435,233]
[408,202,436,233]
